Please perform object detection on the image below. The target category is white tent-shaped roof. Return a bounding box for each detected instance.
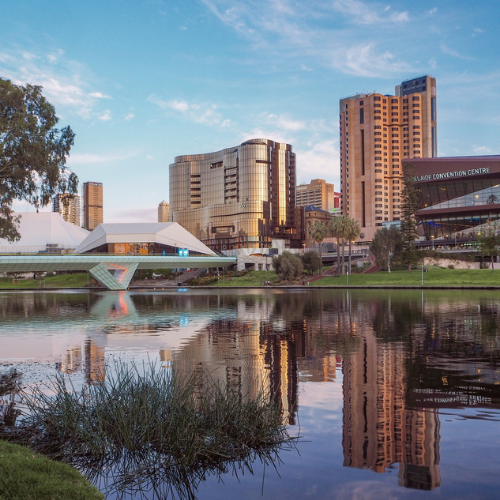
[74,222,215,255]
[0,212,89,253]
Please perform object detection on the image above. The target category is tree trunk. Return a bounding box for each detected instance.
[341,239,345,275]
[388,250,391,273]
[318,241,322,275]
[348,240,352,274]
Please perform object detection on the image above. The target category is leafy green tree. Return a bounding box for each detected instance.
[272,251,303,281]
[477,224,500,271]
[370,226,402,272]
[0,78,76,241]
[400,163,420,272]
[309,221,328,274]
[329,215,348,275]
[300,250,321,275]
[344,217,361,274]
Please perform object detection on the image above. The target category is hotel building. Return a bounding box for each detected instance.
[339,75,437,240]
[169,139,303,252]
[82,182,103,231]
[52,193,81,227]
[296,179,336,212]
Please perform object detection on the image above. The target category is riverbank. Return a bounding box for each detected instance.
[2,267,500,290]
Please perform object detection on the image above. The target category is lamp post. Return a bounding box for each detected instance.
[422,257,424,287]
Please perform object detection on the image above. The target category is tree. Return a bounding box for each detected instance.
[477,224,500,271]
[400,163,420,272]
[309,221,327,274]
[329,215,348,275]
[301,250,321,275]
[344,217,361,274]
[370,226,402,272]
[0,78,76,241]
[272,251,303,281]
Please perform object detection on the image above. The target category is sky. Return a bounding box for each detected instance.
[2,0,500,222]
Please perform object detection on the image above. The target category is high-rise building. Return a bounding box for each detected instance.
[169,139,303,252]
[52,193,81,227]
[158,200,170,222]
[339,75,437,240]
[296,179,335,212]
[82,182,103,231]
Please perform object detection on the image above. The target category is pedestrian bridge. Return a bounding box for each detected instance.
[0,254,236,290]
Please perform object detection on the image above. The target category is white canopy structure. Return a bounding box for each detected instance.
[74,222,215,256]
[0,212,89,254]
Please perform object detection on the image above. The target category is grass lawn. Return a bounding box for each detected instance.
[211,267,500,288]
[0,272,90,289]
[0,440,103,500]
[311,267,500,287]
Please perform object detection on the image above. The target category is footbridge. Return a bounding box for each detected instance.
[0,255,236,290]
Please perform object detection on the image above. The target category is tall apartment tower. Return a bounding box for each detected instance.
[52,193,81,227]
[82,182,103,231]
[169,139,302,252]
[296,179,335,212]
[158,200,170,222]
[339,75,437,240]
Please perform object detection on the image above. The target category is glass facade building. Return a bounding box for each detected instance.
[407,156,500,242]
[169,139,303,252]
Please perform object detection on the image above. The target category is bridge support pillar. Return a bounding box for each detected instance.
[89,263,138,290]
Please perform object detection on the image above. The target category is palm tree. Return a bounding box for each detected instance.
[344,217,361,274]
[329,215,348,275]
[309,221,328,274]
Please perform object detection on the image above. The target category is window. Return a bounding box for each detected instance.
[374,96,381,101]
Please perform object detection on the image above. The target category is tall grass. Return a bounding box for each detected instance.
[14,360,297,498]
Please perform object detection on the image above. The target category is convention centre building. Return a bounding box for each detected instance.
[404,156,500,245]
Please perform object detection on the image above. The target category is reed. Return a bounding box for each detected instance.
[19,360,295,467]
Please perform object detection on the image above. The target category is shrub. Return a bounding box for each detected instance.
[272,252,303,281]
[300,251,321,275]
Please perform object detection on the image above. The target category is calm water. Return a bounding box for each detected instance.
[1,288,500,499]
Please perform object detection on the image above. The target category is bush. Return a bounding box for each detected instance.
[272,252,303,280]
[300,251,321,275]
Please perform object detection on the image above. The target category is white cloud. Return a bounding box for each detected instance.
[334,42,414,77]
[201,0,415,78]
[473,145,492,154]
[67,152,136,165]
[266,113,306,131]
[148,95,230,127]
[89,92,111,99]
[295,140,339,186]
[99,110,112,121]
[125,113,135,120]
[0,48,111,119]
[440,44,473,60]
[332,0,409,25]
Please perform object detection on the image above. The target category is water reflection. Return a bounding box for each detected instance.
[1,289,500,498]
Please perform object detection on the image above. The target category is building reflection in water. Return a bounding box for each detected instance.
[342,328,441,490]
[59,339,105,385]
[42,289,500,493]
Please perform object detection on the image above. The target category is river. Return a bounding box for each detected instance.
[1,288,499,499]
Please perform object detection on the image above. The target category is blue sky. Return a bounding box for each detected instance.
[2,0,499,222]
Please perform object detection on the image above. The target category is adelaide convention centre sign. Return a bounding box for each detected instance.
[414,167,491,182]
